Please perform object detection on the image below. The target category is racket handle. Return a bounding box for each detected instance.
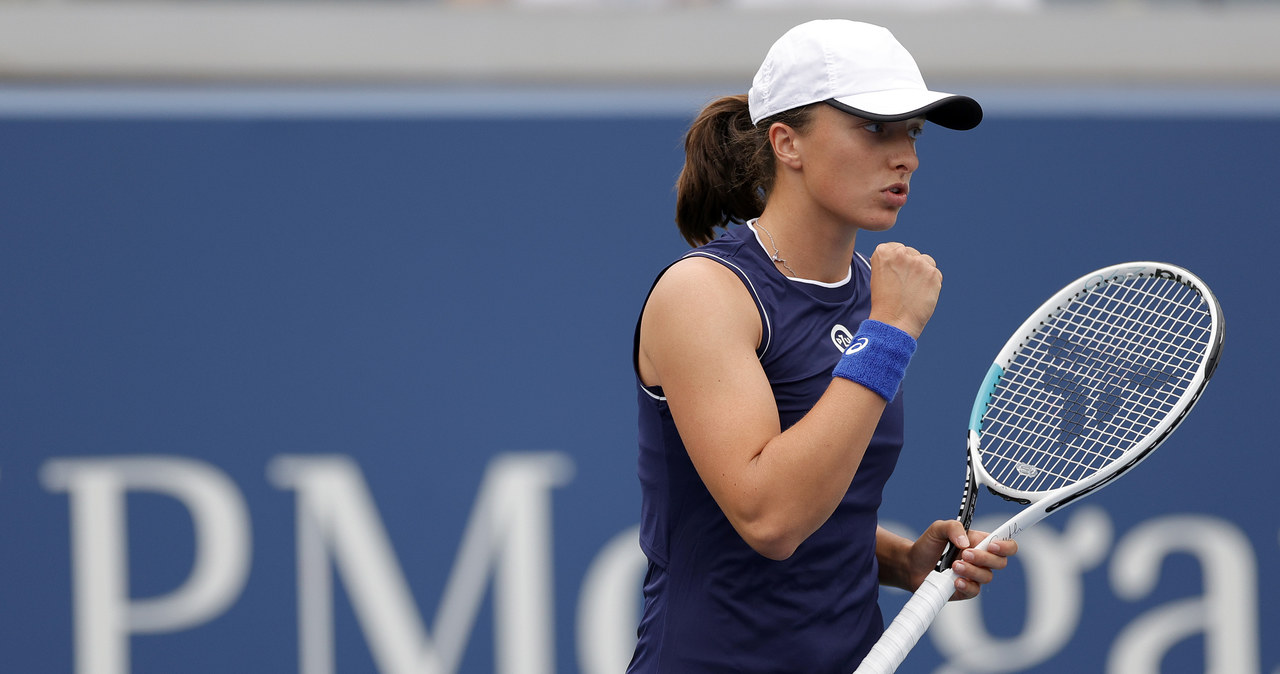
[852,569,954,674]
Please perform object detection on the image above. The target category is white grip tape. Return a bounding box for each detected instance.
[852,569,954,674]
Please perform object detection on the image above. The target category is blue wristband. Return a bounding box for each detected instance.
[832,320,918,401]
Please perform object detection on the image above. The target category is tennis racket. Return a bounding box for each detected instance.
[853,261,1225,674]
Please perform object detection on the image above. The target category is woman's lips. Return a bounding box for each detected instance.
[883,183,909,208]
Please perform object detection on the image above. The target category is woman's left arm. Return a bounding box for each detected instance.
[876,522,1018,600]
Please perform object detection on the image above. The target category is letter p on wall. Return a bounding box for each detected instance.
[42,456,251,674]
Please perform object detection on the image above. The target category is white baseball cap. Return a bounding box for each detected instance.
[747,20,982,130]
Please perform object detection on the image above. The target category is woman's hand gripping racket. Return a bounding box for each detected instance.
[854,261,1225,674]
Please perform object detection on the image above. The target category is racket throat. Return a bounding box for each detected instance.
[936,466,979,573]
[936,541,962,572]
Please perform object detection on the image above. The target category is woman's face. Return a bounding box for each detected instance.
[790,104,925,232]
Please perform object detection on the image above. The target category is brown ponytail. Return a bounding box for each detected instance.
[674,95,816,247]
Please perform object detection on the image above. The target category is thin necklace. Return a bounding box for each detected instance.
[755,221,797,278]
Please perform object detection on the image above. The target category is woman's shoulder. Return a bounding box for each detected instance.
[651,253,751,304]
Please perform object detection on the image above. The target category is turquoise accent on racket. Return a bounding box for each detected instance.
[969,363,1003,433]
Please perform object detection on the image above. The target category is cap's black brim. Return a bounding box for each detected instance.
[825,96,983,131]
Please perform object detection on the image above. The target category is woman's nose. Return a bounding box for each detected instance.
[893,142,919,173]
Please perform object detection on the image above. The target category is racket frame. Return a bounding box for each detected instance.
[857,261,1224,674]
[967,262,1222,529]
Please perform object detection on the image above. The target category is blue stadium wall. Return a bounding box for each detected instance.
[1,88,1276,674]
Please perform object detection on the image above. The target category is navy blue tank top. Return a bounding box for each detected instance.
[629,222,906,673]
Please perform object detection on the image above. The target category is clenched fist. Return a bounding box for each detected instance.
[866,242,942,339]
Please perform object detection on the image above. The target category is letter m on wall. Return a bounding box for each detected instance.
[268,453,575,674]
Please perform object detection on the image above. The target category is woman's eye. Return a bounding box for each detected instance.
[864,123,883,134]
[909,127,925,140]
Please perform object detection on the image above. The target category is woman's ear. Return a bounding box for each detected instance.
[769,122,804,170]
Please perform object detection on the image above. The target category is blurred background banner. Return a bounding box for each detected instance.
[1,4,1278,673]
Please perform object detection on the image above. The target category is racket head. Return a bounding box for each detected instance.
[966,262,1224,506]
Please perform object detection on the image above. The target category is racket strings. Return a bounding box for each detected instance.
[988,279,1206,488]
[979,275,1213,493]
[992,298,1196,486]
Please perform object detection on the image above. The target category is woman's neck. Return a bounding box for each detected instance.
[755,201,858,284]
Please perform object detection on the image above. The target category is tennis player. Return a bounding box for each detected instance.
[629,20,1017,673]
